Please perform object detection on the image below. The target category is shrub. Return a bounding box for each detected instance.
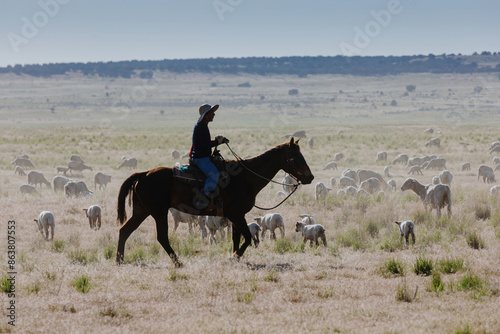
[381,258,405,277]
[414,255,433,276]
[430,272,444,292]
[437,257,464,274]
[466,231,485,250]
[74,275,91,293]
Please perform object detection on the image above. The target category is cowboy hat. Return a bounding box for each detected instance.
[197,104,219,123]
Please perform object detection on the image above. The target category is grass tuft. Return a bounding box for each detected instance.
[414,255,433,276]
[437,257,465,274]
[466,231,485,250]
[73,275,91,293]
[381,258,405,277]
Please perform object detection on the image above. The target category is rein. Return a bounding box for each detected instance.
[224,143,300,210]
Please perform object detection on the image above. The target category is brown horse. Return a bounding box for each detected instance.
[116,138,314,267]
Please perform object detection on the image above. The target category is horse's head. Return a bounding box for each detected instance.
[282,138,314,185]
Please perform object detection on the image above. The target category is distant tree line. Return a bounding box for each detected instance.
[1,54,499,78]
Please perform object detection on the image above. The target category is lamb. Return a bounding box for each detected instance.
[333,152,344,161]
[295,222,327,247]
[19,184,37,194]
[64,180,93,198]
[489,141,500,151]
[169,208,202,234]
[489,145,500,154]
[282,174,299,194]
[384,166,391,178]
[247,222,261,247]
[255,213,285,240]
[307,138,314,149]
[117,157,137,170]
[490,185,500,195]
[461,162,471,171]
[337,189,346,196]
[493,157,500,165]
[94,172,112,190]
[11,157,35,169]
[14,166,26,176]
[329,177,336,188]
[52,175,71,193]
[401,178,451,218]
[323,161,338,170]
[407,157,422,168]
[477,165,496,183]
[83,205,102,230]
[339,176,357,188]
[424,128,434,134]
[388,179,397,191]
[28,171,51,188]
[395,220,415,244]
[375,151,387,162]
[67,161,93,175]
[425,138,441,149]
[357,169,388,189]
[392,153,409,165]
[439,170,453,185]
[424,157,447,170]
[345,186,358,196]
[56,166,69,175]
[360,177,381,194]
[315,182,331,200]
[204,216,231,244]
[34,211,55,241]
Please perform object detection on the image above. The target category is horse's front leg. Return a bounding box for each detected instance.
[230,216,252,259]
[232,227,241,259]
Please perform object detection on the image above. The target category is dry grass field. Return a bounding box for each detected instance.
[0,72,500,333]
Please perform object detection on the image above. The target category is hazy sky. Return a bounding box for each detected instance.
[0,0,498,67]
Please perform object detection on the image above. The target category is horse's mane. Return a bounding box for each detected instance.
[240,140,300,165]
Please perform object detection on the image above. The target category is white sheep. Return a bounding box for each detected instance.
[315,182,331,200]
[360,177,381,194]
[461,162,471,171]
[169,208,202,234]
[171,150,181,159]
[295,222,327,247]
[64,180,93,198]
[282,174,299,194]
[204,216,231,244]
[67,161,93,175]
[329,177,336,188]
[432,176,440,185]
[11,157,35,169]
[94,172,112,190]
[52,175,71,193]
[337,189,346,196]
[477,165,495,183]
[489,144,500,154]
[490,185,500,195]
[425,157,447,170]
[401,178,451,218]
[408,165,423,175]
[19,184,37,194]
[425,138,441,148]
[376,151,387,162]
[298,214,316,225]
[439,170,453,185]
[424,128,434,134]
[28,171,51,188]
[255,213,285,240]
[388,179,397,191]
[357,169,388,188]
[14,165,26,176]
[56,166,69,175]
[247,222,262,247]
[117,157,137,170]
[34,211,55,241]
[489,142,500,151]
[341,169,359,183]
[339,176,357,188]
[83,205,102,230]
[307,138,314,149]
[333,152,344,161]
[495,164,500,172]
[493,157,500,165]
[392,153,409,165]
[395,221,415,244]
[345,186,358,196]
[70,154,85,163]
[384,166,391,178]
[323,161,338,170]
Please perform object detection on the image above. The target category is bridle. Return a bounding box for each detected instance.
[225,143,309,210]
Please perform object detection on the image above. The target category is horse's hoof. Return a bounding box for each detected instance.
[175,261,183,268]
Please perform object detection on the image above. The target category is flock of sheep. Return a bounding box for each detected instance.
[12,153,135,240]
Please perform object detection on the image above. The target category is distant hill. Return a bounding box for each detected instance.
[1,53,499,78]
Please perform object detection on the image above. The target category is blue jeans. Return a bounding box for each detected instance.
[192,157,219,194]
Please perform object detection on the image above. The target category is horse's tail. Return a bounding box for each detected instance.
[117,172,146,226]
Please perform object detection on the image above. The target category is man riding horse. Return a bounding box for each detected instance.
[190,103,229,208]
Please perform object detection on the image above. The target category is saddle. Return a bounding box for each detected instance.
[172,149,228,186]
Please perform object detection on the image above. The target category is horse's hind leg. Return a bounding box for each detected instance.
[153,213,182,268]
[116,212,148,264]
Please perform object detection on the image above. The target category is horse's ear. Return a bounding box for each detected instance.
[289,137,294,146]
[295,138,301,144]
